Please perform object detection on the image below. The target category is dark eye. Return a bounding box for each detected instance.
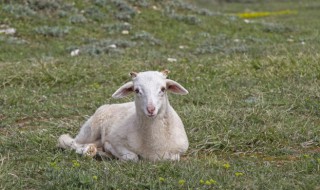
[135,89,140,94]
[161,87,166,92]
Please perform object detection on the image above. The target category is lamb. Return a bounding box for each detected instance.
[58,70,189,161]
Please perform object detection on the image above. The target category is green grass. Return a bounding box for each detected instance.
[1,0,320,189]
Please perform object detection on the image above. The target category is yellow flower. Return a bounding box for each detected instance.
[209,179,217,185]
[201,179,218,186]
[178,179,186,185]
[50,162,57,168]
[92,176,98,180]
[235,172,244,177]
[72,160,80,168]
[91,83,100,89]
[223,163,230,169]
[237,10,297,19]
[303,154,310,159]
[159,177,165,182]
[50,162,60,170]
[205,180,211,185]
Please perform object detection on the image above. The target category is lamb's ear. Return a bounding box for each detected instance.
[112,81,134,99]
[130,72,138,78]
[166,79,188,95]
[161,69,170,78]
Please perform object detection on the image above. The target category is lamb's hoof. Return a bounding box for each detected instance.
[84,144,97,157]
[95,151,115,160]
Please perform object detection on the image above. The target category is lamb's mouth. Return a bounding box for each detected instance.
[146,113,157,118]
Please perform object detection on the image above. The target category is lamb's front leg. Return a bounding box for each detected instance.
[104,142,139,161]
[59,134,98,157]
[75,144,98,157]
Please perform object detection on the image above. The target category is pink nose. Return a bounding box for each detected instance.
[147,105,155,114]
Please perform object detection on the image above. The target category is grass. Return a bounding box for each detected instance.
[1,0,320,189]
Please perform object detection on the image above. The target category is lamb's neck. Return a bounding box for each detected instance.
[138,107,172,152]
[135,98,175,156]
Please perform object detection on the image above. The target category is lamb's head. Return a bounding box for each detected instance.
[112,70,188,118]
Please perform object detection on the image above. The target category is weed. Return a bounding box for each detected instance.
[170,14,201,25]
[84,6,106,22]
[195,34,248,54]
[27,0,61,11]
[262,23,294,34]
[2,4,36,18]
[0,36,27,44]
[35,26,71,37]
[111,0,137,21]
[78,39,136,56]
[131,31,162,45]
[103,22,132,34]
[69,14,87,24]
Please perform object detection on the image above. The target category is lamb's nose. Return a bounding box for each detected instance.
[147,105,155,114]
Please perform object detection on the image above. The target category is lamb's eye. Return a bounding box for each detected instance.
[135,89,140,94]
[160,87,166,92]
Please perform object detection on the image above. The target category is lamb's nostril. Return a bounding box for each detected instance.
[147,105,155,114]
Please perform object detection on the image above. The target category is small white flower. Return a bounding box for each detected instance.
[152,6,158,10]
[0,28,16,35]
[122,30,129,35]
[234,39,240,43]
[179,45,187,49]
[287,38,294,42]
[108,44,117,49]
[244,19,251,23]
[301,41,305,45]
[71,49,80,56]
[167,58,177,62]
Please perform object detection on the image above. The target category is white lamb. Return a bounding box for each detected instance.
[58,70,189,161]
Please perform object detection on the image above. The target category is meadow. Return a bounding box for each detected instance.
[0,0,319,189]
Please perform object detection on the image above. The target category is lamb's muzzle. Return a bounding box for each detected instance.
[147,104,156,116]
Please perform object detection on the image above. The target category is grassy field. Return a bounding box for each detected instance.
[0,0,320,189]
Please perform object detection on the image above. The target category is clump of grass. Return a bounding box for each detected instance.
[103,22,132,34]
[163,1,202,25]
[27,0,61,12]
[58,10,69,18]
[84,6,106,22]
[35,26,71,37]
[127,0,149,7]
[111,0,137,21]
[0,36,28,45]
[131,31,162,45]
[195,35,248,54]
[78,39,136,56]
[2,4,36,18]
[169,14,201,25]
[93,0,109,7]
[54,3,77,18]
[262,23,295,34]
[165,0,214,16]
[69,14,87,24]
